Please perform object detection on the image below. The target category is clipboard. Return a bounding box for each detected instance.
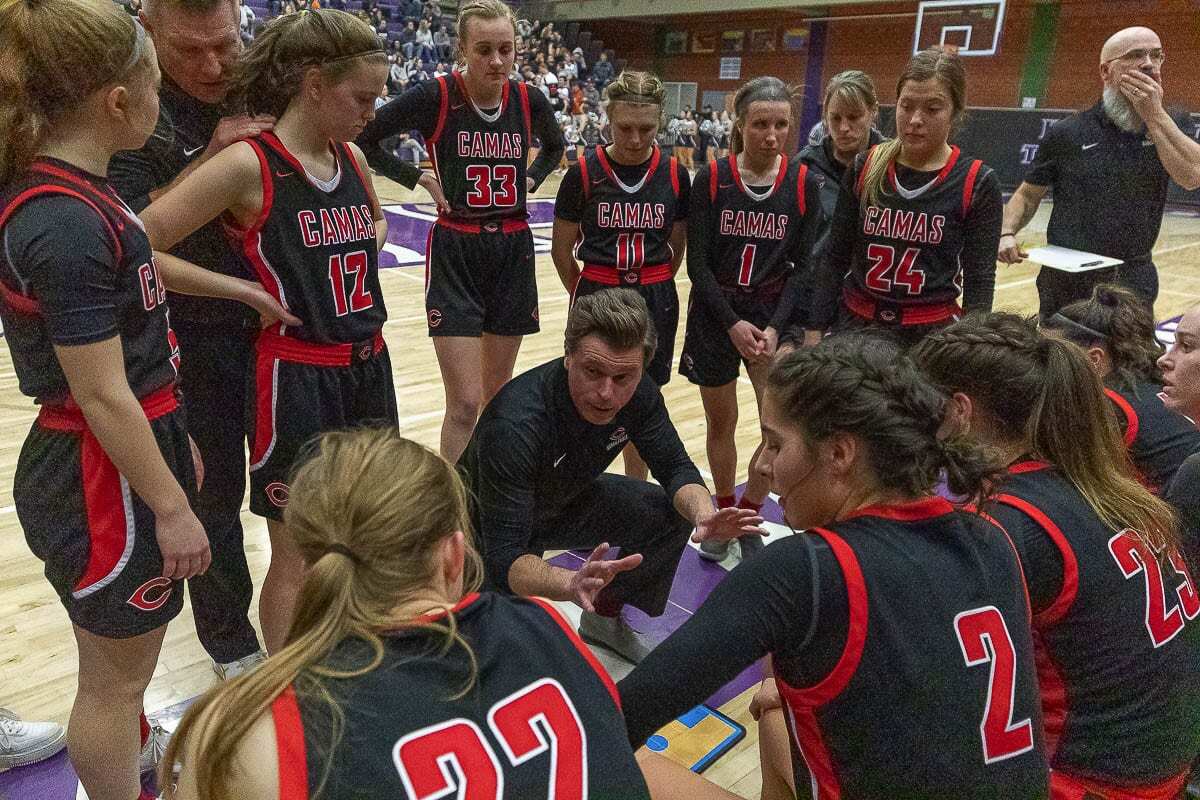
[1025,246,1123,273]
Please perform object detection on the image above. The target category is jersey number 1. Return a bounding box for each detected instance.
[328,250,374,316]
[393,678,586,799]
[466,164,518,208]
[954,606,1035,764]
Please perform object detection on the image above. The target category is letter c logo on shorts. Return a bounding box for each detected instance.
[265,481,290,508]
[128,577,174,612]
[428,308,443,328]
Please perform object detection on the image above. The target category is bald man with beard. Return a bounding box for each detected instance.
[998,26,1200,319]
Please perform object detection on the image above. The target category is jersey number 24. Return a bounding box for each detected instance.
[394,677,587,799]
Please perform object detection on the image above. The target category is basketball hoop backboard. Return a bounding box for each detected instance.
[913,0,1006,57]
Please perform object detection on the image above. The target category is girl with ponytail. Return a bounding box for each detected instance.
[912,312,1200,797]
[0,1,290,797]
[140,8,398,654]
[1042,283,1200,491]
[681,76,824,562]
[805,48,1002,348]
[621,333,1049,799]
[162,427,654,800]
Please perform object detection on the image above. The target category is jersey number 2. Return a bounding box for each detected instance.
[328,250,374,316]
[864,244,925,295]
[393,678,587,800]
[1109,531,1200,648]
[466,164,518,208]
[954,606,1035,764]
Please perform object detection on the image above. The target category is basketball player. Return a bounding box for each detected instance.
[1042,284,1200,491]
[140,10,396,653]
[620,335,1049,798]
[0,3,292,798]
[806,48,1002,348]
[1159,304,1200,569]
[159,428,655,800]
[551,70,689,480]
[679,76,822,561]
[356,0,564,462]
[914,313,1200,798]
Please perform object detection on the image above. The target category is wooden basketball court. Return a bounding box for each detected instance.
[1,171,1198,798]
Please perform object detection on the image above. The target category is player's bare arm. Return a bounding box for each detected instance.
[550,218,583,292]
[348,141,390,252]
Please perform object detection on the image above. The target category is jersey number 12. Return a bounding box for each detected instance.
[954,606,1035,765]
[328,250,374,316]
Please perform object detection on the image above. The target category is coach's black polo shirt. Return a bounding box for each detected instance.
[1025,100,1188,265]
[109,76,254,327]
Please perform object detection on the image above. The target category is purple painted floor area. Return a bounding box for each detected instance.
[378,199,555,268]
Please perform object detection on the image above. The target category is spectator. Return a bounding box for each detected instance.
[399,20,416,57]
[433,23,451,60]
[237,0,255,41]
[573,45,586,74]
[592,51,614,86]
[393,131,428,165]
[388,54,406,93]
[414,18,434,61]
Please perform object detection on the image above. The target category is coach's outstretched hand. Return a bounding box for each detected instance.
[569,543,643,612]
[691,506,766,545]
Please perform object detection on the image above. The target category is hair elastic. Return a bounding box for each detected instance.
[323,542,363,565]
[1045,313,1108,342]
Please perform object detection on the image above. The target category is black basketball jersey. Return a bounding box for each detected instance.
[273,592,650,799]
[847,145,990,308]
[0,159,179,404]
[1105,384,1200,493]
[778,499,1048,798]
[231,132,385,344]
[574,146,681,274]
[703,155,810,291]
[989,462,1200,786]
[428,73,533,223]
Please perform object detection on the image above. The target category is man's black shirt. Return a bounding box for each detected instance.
[1025,100,1187,263]
[458,358,703,592]
[109,76,254,327]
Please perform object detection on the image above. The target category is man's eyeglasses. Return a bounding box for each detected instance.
[1104,47,1166,66]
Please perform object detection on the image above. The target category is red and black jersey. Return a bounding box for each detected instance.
[571,146,682,282]
[777,500,1047,798]
[0,158,179,405]
[428,73,533,223]
[273,592,650,799]
[230,132,385,345]
[1105,383,1200,492]
[987,461,1200,790]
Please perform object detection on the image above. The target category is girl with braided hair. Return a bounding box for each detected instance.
[912,312,1200,798]
[1041,283,1200,491]
[621,333,1049,799]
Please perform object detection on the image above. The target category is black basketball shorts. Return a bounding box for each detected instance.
[14,385,193,638]
[425,219,540,338]
[573,272,678,386]
[247,332,399,521]
[679,289,778,387]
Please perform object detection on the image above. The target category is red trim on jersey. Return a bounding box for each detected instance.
[75,432,130,596]
[271,685,311,800]
[452,70,511,118]
[842,285,962,326]
[230,139,286,335]
[855,146,877,199]
[256,329,385,367]
[1104,388,1140,446]
[595,145,662,190]
[258,132,350,194]
[342,142,372,197]
[410,592,483,624]
[580,263,672,286]
[1008,460,1052,474]
[578,156,591,201]
[784,705,842,799]
[516,80,532,145]
[729,153,787,199]
[795,163,808,215]
[430,75,450,144]
[709,161,719,203]
[669,157,680,198]
[435,217,529,235]
[886,145,961,193]
[0,281,41,315]
[29,162,131,222]
[0,185,124,268]
[37,383,178,432]
[961,159,983,217]
[423,225,435,297]
[1049,766,1189,800]
[1035,634,1068,765]
[970,508,1036,624]
[250,348,278,467]
[528,597,622,709]
[842,495,955,523]
[992,492,1080,626]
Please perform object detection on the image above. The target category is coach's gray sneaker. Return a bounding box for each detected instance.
[139,720,171,775]
[698,538,730,561]
[578,611,658,664]
[0,708,66,772]
[213,649,268,681]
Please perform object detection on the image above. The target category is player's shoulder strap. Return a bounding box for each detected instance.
[340,141,373,198]
[669,155,680,199]
[961,158,984,217]
[708,158,719,203]
[1103,387,1139,446]
[0,169,124,268]
[578,151,592,201]
[515,79,532,145]
[429,74,451,145]
[989,491,1080,626]
[795,161,809,215]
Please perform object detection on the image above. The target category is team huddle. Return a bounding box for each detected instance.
[1,0,1198,798]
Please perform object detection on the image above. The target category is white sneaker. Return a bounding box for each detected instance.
[0,708,66,772]
[212,649,267,681]
[139,721,171,775]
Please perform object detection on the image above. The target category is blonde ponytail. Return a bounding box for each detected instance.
[859,137,902,207]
